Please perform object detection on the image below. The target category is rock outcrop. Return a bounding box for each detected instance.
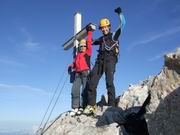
[40,48,180,135]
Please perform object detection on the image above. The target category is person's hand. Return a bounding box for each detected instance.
[114,7,122,14]
[68,65,73,74]
[115,47,119,54]
[86,24,93,31]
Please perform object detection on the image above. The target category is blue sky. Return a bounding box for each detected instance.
[0,0,180,134]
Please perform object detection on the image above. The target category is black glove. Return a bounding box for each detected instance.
[86,24,93,31]
[68,66,72,74]
[114,7,122,14]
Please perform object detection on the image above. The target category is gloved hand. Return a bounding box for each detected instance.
[114,7,122,14]
[86,24,93,31]
[68,65,73,74]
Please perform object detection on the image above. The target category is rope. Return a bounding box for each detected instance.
[40,110,69,134]
[41,74,69,134]
[37,67,67,133]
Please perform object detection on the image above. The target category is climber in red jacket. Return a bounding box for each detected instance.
[68,28,92,116]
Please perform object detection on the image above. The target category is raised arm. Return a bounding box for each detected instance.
[86,31,93,56]
[113,7,126,41]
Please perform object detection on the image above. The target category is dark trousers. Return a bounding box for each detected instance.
[87,54,117,107]
[71,70,89,109]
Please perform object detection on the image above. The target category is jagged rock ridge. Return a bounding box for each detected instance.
[41,48,180,135]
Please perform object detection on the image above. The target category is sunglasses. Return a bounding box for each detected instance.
[80,45,87,48]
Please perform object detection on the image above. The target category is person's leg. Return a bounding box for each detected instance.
[105,56,116,107]
[87,62,103,106]
[81,70,89,109]
[71,73,81,109]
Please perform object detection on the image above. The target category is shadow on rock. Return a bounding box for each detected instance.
[96,94,151,135]
[147,87,180,135]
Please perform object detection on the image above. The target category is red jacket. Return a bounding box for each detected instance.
[71,31,92,72]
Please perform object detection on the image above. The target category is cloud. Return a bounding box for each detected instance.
[127,26,180,51]
[20,28,40,50]
[0,57,25,67]
[24,40,40,49]
[148,54,163,62]
[0,121,35,135]
[147,47,179,62]
[0,83,51,96]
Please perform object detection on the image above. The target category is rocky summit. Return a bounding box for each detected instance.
[39,48,180,135]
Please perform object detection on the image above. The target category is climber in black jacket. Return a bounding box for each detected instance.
[83,7,126,115]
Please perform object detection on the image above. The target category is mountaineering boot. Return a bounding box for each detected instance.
[69,108,78,116]
[76,108,83,115]
[83,105,96,115]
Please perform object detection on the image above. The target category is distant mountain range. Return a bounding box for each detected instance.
[0,130,34,135]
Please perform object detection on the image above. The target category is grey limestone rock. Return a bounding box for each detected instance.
[41,48,180,135]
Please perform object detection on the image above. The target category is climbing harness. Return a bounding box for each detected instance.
[103,37,118,51]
